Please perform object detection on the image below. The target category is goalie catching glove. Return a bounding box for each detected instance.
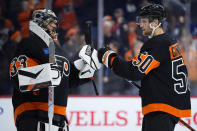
[74,59,96,79]
[79,45,102,70]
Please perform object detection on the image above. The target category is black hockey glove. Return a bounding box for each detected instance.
[98,46,117,68]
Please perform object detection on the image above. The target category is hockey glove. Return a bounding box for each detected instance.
[98,47,117,68]
[74,59,96,79]
[79,45,102,70]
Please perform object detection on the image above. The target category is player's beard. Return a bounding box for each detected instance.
[142,29,152,36]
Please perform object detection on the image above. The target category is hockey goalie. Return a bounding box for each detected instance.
[9,9,101,131]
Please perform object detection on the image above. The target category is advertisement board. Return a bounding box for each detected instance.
[0,96,196,131]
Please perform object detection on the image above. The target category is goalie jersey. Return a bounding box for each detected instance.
[110,33,191,118]
[9,30,87,125]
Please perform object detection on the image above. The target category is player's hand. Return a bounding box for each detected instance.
[97,46,111,63]
[98,46,117,68]
[74,59,96,79]
[79,45,102,70]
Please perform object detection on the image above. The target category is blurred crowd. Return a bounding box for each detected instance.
[0,0,197,96]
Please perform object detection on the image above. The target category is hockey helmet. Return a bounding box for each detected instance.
[138,4,166,23]
[32,9,58,35]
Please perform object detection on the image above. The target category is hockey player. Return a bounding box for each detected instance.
[9,9,101,131]
[80,4,191,131]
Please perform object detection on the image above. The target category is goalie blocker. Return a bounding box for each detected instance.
[18,63,61,92]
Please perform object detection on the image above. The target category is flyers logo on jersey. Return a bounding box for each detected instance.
[64,62,68,71]
[51,55,70,77]
[132,52,160,75]
[63,62,69,76]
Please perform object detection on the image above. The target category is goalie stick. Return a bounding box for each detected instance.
[48,38,55,131]
[85,21,99,95]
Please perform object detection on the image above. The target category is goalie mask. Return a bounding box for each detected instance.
[32,9,58,37]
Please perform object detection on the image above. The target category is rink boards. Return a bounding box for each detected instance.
[0,96,197,131]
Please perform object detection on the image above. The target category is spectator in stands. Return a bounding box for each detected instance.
[124,0,138,21]
[103,41,128,95]
[0,17,10,53]
[28,0,47,9]
[62,28,80,62]
[54,0,81,45]
[0,17,13,95]
[125,22,138,59]
[112,8,128,57]
[103,17,115,46]
[3,31,22,61]
[0,17,14,47]
[173,15,185,39]
[124,22,143,61]
[181,35,197,96]
[17,0,33,38]
[17,0,46,38]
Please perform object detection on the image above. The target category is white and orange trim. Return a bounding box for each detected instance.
[102,50,115,68]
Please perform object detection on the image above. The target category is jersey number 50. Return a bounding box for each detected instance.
[172,58,189,94]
